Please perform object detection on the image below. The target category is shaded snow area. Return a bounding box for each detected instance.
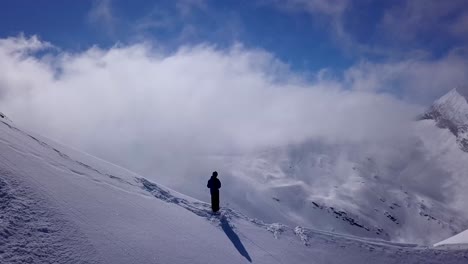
[1,118,468,263]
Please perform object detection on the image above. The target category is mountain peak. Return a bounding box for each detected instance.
[422,87,468,152]
[427,88,468,125]
[433,88,468,108]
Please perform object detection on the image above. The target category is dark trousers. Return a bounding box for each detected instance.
[210,190,220,212]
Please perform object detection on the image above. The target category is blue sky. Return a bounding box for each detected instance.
[4,0,466,74]
[0,0,349,71]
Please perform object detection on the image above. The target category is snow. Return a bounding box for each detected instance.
[204,137,468,245]
[430,88,468,127]
[1,117,468,263]
[435,229,468,249]
[423,88,468,152]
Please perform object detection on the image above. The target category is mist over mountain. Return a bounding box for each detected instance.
[157,88,468,245]
[1,101,468,263]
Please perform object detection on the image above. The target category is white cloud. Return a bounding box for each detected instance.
[0,35,420,176]
[0,34,53,55]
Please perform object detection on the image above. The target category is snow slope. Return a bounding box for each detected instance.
[1,117,468,263]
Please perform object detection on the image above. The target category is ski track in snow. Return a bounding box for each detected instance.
[1,119,468,263]
[139,177,291,241]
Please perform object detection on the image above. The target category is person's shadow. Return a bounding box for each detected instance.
[220,216,252,262]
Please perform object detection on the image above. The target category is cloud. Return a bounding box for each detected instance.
[272,0,349,17]
[0,35,420,173]
[132,0,207,34]
[380,0,468,45]
[450,11,468,37]
[0,34,53,55]
[131,0,243,47]
[87,0,116,36]
[268,0,401,57]
[269,0,351,46]
[345,50,468,103]
[176,0,208,17]
[133,9,177,33]
[271,0,468,58]
[0,35,54,100]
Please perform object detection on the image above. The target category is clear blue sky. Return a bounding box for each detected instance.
[1,0,467,74]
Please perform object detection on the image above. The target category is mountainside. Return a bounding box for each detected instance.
[168,88,468,246]
[1,114,468,263]
[212,138,467,245]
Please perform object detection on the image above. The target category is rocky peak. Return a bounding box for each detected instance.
[421,88,468,152]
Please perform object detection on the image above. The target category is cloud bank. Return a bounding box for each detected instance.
[0,34,465,173]
[0,35,423,173]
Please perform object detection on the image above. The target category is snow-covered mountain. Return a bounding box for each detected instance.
[1,111,468,263]
[421,88,468,152]
[212,139,466,245]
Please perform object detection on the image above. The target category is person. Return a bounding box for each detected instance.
[207,171,221,212]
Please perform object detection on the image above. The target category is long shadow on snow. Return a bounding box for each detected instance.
[220,215,252,262]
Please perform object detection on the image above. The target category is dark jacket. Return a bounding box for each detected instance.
[207,176,221,194]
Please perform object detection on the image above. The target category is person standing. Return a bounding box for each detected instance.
[207,171,221,213]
